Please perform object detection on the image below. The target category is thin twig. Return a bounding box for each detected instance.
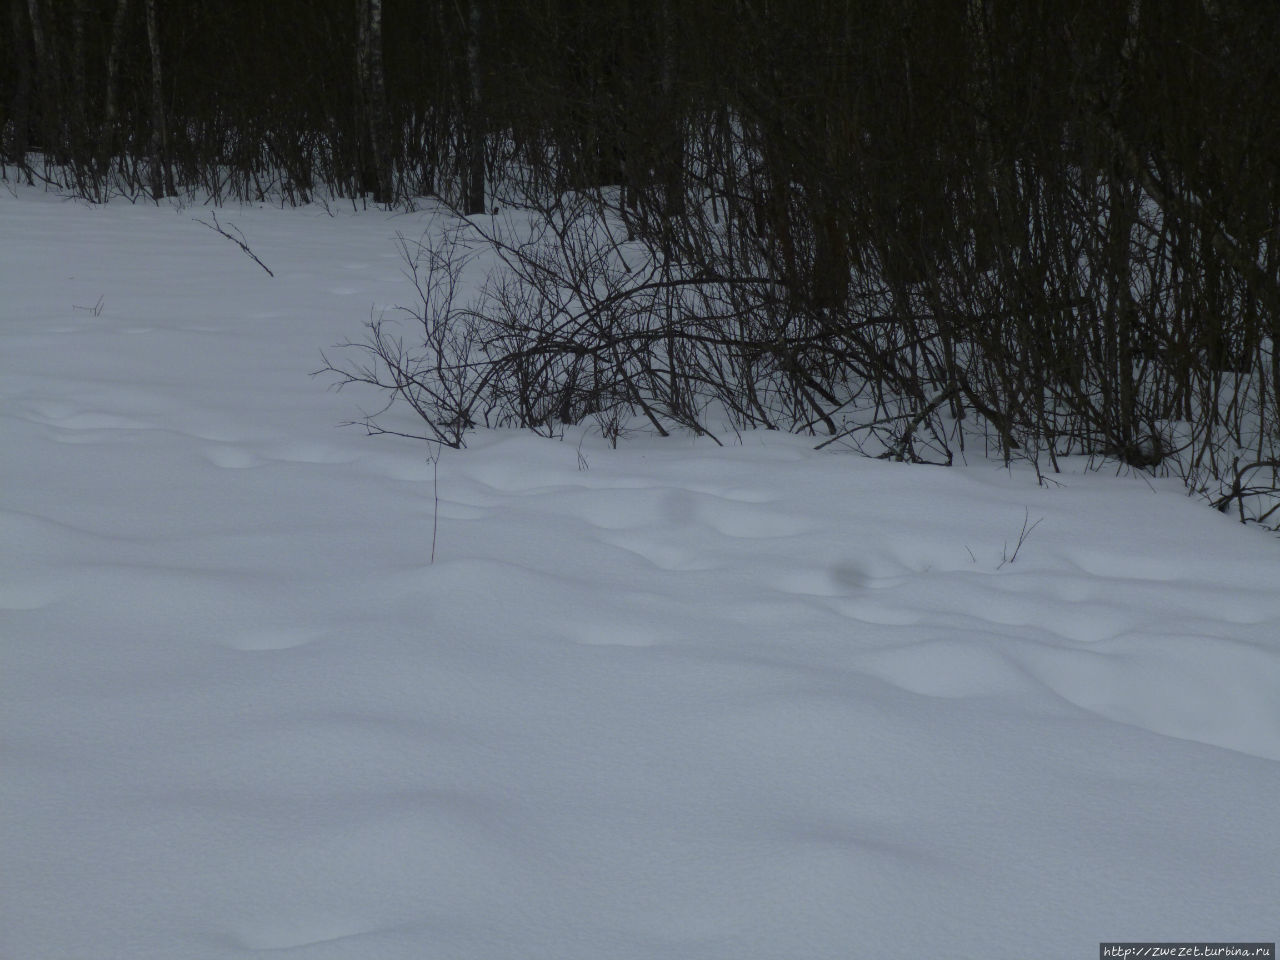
[429,444,440,564]
[194,212,274,277]
[998,507,1043,569]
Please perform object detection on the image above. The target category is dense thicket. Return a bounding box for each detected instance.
[5,1,1280,525]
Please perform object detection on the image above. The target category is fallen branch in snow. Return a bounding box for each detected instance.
[194,213,274,277]
[73,295,105,317]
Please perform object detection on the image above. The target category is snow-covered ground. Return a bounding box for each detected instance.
[3,185,1278,959]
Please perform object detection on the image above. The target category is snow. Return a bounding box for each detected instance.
[2,185,1278,959]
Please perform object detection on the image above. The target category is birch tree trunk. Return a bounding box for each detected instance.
[367,0,394,203]
[356,0,394,203]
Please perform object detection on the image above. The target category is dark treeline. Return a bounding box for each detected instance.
[5,1,1280,524]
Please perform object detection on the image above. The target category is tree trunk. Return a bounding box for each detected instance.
[25,0,55,156]
[144,0,173,198]
[101,0,131,168]
[367,0,394,203]
[657,0,684,217]
[356,0,394,203]
[1109,177,1138,456]
[69,0,88,166]
[6,0,32,161]
[462,0,485,215]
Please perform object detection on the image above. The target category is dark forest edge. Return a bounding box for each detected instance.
[4,0,1279,529]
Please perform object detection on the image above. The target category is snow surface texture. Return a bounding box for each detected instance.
[2,187,1278,959]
